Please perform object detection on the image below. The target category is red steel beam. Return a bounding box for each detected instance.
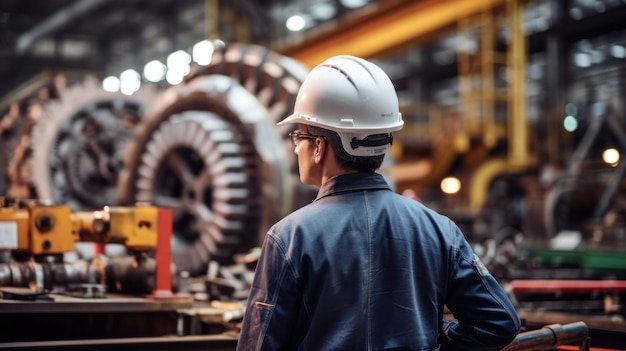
[511,280,626,294]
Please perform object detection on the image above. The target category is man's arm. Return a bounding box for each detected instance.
[237,233,302,351]
[441,228,521,351]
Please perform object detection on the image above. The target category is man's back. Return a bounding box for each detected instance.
[238,173,520,350]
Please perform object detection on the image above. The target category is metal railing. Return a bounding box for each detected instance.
[503,322,590,351]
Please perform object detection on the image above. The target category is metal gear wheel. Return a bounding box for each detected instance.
[119,75,271,274]
[1,75,67,198]
[187,42,309,124]
[28,76,156,210]
[137,111,260,272]
[1,102,24,196]
[119,43,317,275]
[0,103,24,192]
[187,42,318,212]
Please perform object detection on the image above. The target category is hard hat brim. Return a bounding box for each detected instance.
[276,113,298,126]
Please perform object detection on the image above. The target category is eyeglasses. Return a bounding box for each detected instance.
[288,130,326,147]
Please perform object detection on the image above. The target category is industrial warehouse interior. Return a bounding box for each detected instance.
[1,0,626,349]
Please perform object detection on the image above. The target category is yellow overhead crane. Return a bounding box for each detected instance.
[279,0,524,68]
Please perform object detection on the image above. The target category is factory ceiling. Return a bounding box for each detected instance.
[4,0,626,103]
[0,0,391,100]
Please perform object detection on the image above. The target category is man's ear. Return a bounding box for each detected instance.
[314,138,325,163]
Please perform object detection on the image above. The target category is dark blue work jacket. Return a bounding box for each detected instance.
[237,172,520,351]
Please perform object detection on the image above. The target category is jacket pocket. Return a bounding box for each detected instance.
[254,301,274,310]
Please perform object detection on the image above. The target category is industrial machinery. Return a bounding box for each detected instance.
[1,5,626,343]
[274,2,626,346]
[0,43,313,347]
[0,74,67,200]
[0,197,166,295]
[0,43,320,278]
[0,197,245,347]
[0,73,157,221]
[0,195,610,349]
[117,42,319,275]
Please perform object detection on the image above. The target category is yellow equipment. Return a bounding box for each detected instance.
[0,199,74,256]
[0,198,158,257]
[72,205,159,251]
[0,197,168,296]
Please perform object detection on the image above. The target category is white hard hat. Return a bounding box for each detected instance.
[278,55,403,156]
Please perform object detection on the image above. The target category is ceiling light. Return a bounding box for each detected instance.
[570,7,583,20]
[286,15,306,31]
[144,60,166,82]
[310,2,337,20]
[102,76,120,92]
[610,44,626,58]
[166,69,184,85]
[603,148,620,166]
[193,40,215,65]
[120,69,141,95]
[574,52,591,67]
[563,115,578,132]
[441,177,461,194]
[167,50,192,76]
[565,103,578,116]
[340,0,368,9]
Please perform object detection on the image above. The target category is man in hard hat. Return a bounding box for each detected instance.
[237,55,520,351]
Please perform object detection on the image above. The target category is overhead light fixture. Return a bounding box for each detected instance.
[340,0,368,9]
[570,7,583,20]
[167,50,191,71]
[603,148,620,166]
[102,76,120,92]
[193,40,215,66]
[310,2,337,20]
[565,102,577,116]
[286,15,306,32]
[610,44,626,59]
[167,50,192,85]
[144,60,166,82]
[441,176,461,194]
[120,69,141,95]
[563,115,578,132]
[574,52,591,67]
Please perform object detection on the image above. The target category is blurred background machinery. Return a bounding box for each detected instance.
[0,199,163,294]
[3,0,626,349]
[1,42,316,277]
[117,43,316,275]
[0,41,317,348]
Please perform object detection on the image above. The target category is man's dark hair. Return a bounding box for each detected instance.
[307,126,386,173]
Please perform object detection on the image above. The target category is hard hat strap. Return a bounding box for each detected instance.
[349,134,393,150]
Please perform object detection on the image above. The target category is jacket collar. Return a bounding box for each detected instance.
[315,172,391,201]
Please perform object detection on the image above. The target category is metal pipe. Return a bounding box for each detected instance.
[0,255,156,295]
[507,0,528,168]
[502,322,589,351]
